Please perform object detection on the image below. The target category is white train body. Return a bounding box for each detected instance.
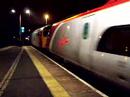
[49,1,130,88]
[31,28,41,47]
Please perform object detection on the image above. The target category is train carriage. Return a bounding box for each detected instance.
[49,0,130,88]
[32,0,130,89]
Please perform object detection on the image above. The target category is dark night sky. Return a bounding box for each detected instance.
[0,0,108,45]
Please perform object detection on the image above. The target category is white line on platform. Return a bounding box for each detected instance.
[0,48,23,96]
[0,46,15,51]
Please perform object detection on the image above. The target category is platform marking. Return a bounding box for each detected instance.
[0,46,14,51]
[24,46,71,97]
[31,46,108,97]
[0,48,23,96]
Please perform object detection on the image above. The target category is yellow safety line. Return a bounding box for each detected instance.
[24,47,71,97]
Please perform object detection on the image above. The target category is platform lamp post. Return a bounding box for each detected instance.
[11,8,31,41]
[44,14,49,25]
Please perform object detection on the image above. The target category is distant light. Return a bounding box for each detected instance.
[44,13,50,24]
[25,37,29,40]
[44,14,49,19]
[11,9,16,13]
[25,9,30,15]
[20,27,25,33]
[13,36,16,39]
[125,46,128,52]
[28,29,31,32]
[21,27,24,30]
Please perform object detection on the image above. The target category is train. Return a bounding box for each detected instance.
[31,0,130,89]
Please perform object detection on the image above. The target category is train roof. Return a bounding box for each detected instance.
[53,0,129,25]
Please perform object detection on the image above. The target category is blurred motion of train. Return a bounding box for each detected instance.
[31,0,130,89]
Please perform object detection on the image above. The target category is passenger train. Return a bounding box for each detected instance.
[31,0,130,89]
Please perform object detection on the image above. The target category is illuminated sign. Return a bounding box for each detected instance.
[20,27,25,33]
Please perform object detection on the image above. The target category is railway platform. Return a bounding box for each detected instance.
[0,46,107,97]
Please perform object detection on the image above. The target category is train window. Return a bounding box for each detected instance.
[97,25,130,57]
[43,26,51,37]
[38,31,42,36]
[83,23,89,39]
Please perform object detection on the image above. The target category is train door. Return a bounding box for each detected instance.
[92,25,130,87]
[38,31,43,48]
[40,25,51,48]
[79,15,95,70]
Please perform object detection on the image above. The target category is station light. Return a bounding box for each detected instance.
[44,14,49,24]
[10,8,31,41]
[25,9,31,15]
[11,9,16,13]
